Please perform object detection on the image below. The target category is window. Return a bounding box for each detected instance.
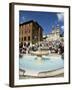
[25,30,27,33]
[28,36,30,41]
[25,29,30,33]
[33,35,37,40]
[22,30,23,34]
[28,30,30,33]
[24,37,26,41]
[22,37,23,41]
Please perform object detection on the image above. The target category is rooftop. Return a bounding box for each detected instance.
[19,20,43,31]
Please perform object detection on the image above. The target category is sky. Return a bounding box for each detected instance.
[19,11,64,35]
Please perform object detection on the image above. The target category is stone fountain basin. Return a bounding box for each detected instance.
[19,54,64,77]
[30,51,49,56]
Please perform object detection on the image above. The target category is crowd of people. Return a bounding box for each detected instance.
[40,39,64,54]
[19,39,64,57]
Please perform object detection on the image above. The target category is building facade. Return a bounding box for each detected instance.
[46,25,61,41]
[19,20,43,45]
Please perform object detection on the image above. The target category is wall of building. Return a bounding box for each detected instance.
[19,22,32,44]
[46,25,61,41]
[19,21,43,45]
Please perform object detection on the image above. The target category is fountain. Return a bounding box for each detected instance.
[30,46,49,60]
[19,43,64,78]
